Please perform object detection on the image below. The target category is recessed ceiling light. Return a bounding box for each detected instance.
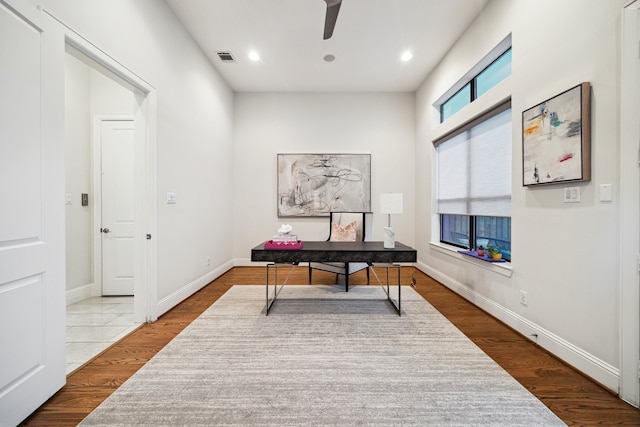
[248,51,260,62]
[401,51,413,62]
[324,54,336,62]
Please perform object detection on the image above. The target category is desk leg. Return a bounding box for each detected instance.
[370,264,402,316]
[265,263,296,315]
[265,263,275,315]
[345,262,349,292]
[396,265,401,315]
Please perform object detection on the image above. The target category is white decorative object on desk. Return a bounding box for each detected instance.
[278,224,293,234]
[273,224,297,242]
[380,193,403,249]
[383,226,395,248]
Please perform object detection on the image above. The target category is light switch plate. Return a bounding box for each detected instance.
[166,192,177,204]
[563,187,580,203]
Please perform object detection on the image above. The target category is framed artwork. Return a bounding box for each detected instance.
[522,82,591,186]
[277,153,371,217]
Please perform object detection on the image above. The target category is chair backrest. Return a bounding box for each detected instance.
[328,212,370,242]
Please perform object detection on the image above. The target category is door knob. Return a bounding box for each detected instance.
[102,227,110,233]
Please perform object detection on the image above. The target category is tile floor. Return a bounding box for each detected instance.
[66,296,139,374]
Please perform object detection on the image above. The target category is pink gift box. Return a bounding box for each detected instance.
[263,240,303,250]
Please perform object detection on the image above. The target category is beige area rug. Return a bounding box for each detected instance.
[79,285,565,426]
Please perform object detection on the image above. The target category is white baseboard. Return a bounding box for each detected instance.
[415,260,620,393]
[66,282,95,305]
[156,260,234,317]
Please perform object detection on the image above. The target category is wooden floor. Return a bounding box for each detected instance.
[22,267,640,426]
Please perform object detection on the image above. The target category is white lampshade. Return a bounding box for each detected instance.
[380,193,403,214]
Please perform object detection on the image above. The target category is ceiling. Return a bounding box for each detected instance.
[164,0,490,93]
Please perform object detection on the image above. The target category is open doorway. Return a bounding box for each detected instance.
[64,44,154,373]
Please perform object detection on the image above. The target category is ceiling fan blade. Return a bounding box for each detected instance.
[323,0,342,40]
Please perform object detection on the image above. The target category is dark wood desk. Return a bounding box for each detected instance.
[251,241,417,315]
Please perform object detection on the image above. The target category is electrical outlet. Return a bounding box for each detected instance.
[520,290,528,306]
[599,184,612,202]
[166,192,177,204]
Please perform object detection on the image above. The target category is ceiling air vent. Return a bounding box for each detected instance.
[216,51,235,62]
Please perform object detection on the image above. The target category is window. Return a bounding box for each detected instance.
[441,215,511,261]
[475,48,512,98]
[435,101,512,261]
[441,84,471,122]
[439,47,512,123]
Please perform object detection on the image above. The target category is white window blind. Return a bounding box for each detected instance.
[436,104,512,217]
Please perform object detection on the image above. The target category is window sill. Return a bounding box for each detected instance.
[429,242,513,278]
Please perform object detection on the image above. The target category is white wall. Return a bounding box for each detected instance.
[64,52,92,292]
[33,0,235,314]
[232,92,415,262]
[416,0,626,390]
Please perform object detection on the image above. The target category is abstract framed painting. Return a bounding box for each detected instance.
[522,82,591,186]
[277,153,371,217]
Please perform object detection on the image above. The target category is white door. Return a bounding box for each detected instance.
[0,0,66,424]
[101,120,136,296]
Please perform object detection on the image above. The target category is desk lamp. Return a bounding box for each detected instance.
[379,193,403,248]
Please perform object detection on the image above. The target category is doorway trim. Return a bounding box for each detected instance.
[50,14,159,323]
[620,0,640,407]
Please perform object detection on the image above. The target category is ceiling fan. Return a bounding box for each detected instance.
[323,0,342,40]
